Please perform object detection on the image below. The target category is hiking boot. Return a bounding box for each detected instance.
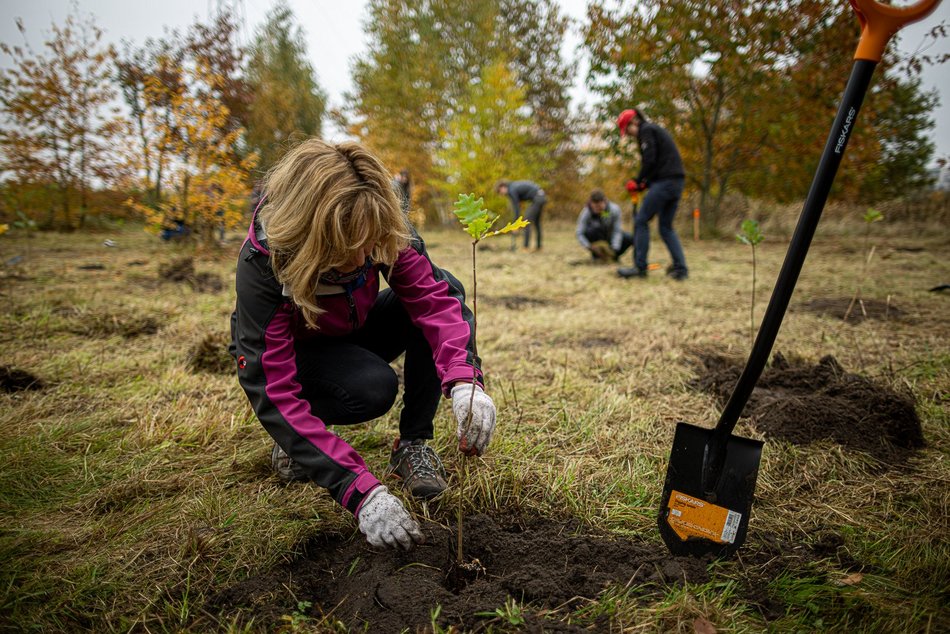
[271,442,309,483]
[388,439,448,500]
[666,266,689,281]
[617,266,647,279]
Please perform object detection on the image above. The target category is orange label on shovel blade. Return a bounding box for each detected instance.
[665,490,741,544]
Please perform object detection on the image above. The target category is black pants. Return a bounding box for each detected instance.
[293,288,442,441]
[583,227,633,259]
[522,194,547,249]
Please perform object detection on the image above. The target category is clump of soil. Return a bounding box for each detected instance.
[58,305,162,339]
[0,366,45,392]
[158,257,223,293]
[691,352,924,462]
[798,297,904,323]
[63,310,162,338]
[206,513,709,632]
[187,334,233,375]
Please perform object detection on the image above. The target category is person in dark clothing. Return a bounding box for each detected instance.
[392,169,411,213]
[575,189,633,262]
[230,139,496,551]
[495,179,546,251]
[615,109,689,280]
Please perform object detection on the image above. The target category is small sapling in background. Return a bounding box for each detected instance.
[844,207,883,322]
[450,193,527,577]
[736,219,764,349]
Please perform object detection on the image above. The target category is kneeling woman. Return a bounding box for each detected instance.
[230,138,496,551]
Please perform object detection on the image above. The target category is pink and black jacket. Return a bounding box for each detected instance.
[230,212,481,515]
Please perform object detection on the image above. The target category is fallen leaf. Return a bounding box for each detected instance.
[838,572,863,586]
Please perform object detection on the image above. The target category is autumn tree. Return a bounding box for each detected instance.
[433,61,550,214]
[184,11,250,140]
[752,1,938,203]
[116,34,186,206]
[126,63,257,244]
[349,0,576,221]
[0,10,127,228]
[584,0,939,227]
[244,1,326,174]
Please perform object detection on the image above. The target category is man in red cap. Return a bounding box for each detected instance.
[616,108,688,280]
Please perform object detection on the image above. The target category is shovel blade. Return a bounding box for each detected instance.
[658,422,764,558]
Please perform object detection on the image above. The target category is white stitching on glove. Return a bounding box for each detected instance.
[357,486,424,550]
[451,383,496,456]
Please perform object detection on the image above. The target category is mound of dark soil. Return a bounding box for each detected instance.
[207,513,709,633]
[691,353,924,462]
[158,257,223,293]
[0,366,45,392]
[187,334,233,374]
[798,297,904,323]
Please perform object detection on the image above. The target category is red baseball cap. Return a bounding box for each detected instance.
[617,109,637,135]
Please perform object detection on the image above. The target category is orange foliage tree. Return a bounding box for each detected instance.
[126,62,257,244]
[0,10,128,228]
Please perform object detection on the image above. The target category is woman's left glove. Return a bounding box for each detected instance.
[451,383,496,456]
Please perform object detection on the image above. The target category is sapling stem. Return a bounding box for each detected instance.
[844,208,882,323]
[736,219,764,350]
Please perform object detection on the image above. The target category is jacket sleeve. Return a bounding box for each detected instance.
[637,126,658,185]
[576,208,592,249]
[230,245,380,516]
[385,233,482,395]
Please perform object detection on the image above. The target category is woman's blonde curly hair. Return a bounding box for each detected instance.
[260,138,411,329]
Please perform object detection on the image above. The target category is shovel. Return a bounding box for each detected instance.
[658,0,942,559]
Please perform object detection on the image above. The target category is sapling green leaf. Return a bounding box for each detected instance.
[863,207,883,225]
[454,193,528,242]
[736,219,764,348]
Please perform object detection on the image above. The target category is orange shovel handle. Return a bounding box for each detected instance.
[850,0,942,62]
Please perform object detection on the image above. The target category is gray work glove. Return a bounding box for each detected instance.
[357,486,425,550]
[451,383,496,456]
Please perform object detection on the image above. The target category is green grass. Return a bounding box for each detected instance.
[0,218,948,632]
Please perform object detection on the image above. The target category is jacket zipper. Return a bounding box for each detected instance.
[344,289,359,330]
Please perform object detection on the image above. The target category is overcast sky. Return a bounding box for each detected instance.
[2,0,948,162]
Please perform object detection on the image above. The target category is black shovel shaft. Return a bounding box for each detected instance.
[704,60,878,482]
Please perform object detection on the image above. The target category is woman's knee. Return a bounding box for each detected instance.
[355,364,399,418]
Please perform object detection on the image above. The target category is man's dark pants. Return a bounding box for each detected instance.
[633,177,688,274]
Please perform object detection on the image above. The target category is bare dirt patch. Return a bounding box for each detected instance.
[690,352,924,463]
[0,366,45,392]
[187,334,234,375]
[798,297,904,323]
[206,513,709,632]
[158,257,224,293]
[484,295,552,310]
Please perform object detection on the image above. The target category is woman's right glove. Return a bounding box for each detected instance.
[451,383,496,456]
[357,486,425,550]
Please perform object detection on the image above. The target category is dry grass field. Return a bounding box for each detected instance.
[1,214,947,632]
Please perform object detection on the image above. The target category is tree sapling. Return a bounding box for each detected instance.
[843,207,883,322]
[451,192,527,572]
[736,219,764,348]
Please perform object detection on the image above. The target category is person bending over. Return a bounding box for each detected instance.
[230,138,496,550]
